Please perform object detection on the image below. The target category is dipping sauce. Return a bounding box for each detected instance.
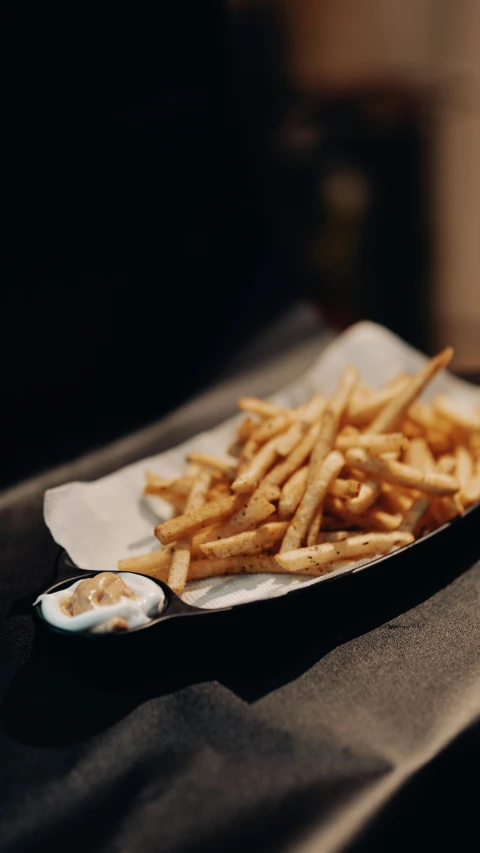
[35,572,165,633]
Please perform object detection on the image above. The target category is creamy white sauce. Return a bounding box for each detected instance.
[35,573,165,632]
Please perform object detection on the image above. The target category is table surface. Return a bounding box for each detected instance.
[1,306,479,853]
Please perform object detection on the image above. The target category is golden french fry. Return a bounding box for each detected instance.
[428,495,462,526]
[188,555,352,579]
[404,437,435,473]
[188,555,280,578]
[380,483,414,514]
[425,428,451,456]
[236,416,257,442]
[296,393,327,424]
[347,375,410,425]
[308,367,359,482]
[207,482,232,501]
[470,433,480,461]
[345,448,459,496]
[279,466,308,519]
[306,508,323,547]
[231,435,280,493]
[324,495,402,531]
[275,531,414,573]
[316,531,350,544]
[168,468,212,595]
[342,479,380,515]
[199,521,288,560]
[433,395,480,432]
[368,348,454,434]
[399,497,431,533]
[336,432,408,455]
[328,478,362,499]
[407,401,451,433]
[275,421,308,456]
[238,434,260,468]
[118,545,174,574]
[402,419,425,439]
[238,398,282,418]
[219,489,276,537]
[256,482,281,501]
[144,472,193,498]
[436,454,456,475]
[281,450,345,552]
[155,494,243,545]
[455,445,473,490]
[265,422,321,487]
[185,452,236,479]
[251,412,293,444]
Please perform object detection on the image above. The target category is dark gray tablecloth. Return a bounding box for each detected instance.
[0,306,478,853]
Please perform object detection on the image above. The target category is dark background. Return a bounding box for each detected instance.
[5,1,433,490]
[5,3,297,487]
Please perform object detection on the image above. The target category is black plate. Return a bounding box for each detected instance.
[31,503,479,691]
[35,501,480,636]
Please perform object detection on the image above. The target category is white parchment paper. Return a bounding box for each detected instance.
[44,322,480,609]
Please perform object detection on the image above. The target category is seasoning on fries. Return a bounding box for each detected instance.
[119,347,480,594]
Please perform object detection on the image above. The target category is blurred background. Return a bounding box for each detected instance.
[5,0,479,487]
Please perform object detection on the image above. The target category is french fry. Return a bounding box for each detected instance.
[189,555,280,578]
[316,531,350,544]
[251,412,293,444]
[342,479,380,515]
[308,367,359,481]
[455,445,473,491]
[345,448,459,496]
[275,531,414,573]
[402,419,425,439]
[188,555,353,579]
[296,393,327,424]
[368,347,454,434]
[436,454,456,475]
[380,483,414,514]
[219,489,276,536]
[306,508,323,547]
[281,450,345,552]
[329,478,362,499]
[168,468,212,595]
[185,452,237,479]
[126,337,478,599]
[324,496,402,531]
[275,421,308,456]
[265,422,321,487]
[407,401,451,434]
[433,395,480,432]
[336,432,408,455]
[231,435,280,493]
[118,545,175,574]
[279,466,308,519]
[207,482,232,501]
[199,521,288,559]
[236,417,257,442]
[144,472,193,498]
[404,437,435,473]
[238,398,282,418]
[425,428,451,456]
[256,482,281,501]
[155,494,243,545]
[347,375,410,425]
[399,497,431,533]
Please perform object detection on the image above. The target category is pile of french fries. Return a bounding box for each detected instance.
[119,346,480,594]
